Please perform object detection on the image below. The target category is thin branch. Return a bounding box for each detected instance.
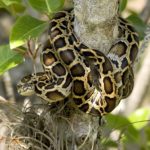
[2,72,15,103]
[140,0,150,23]
[124,0,150,114]
[125,24,150,115]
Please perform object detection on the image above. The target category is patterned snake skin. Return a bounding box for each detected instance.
[17,9,139,116]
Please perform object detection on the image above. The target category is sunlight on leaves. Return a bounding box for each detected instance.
[128,108,150,130]
[10,15,48,49]
[1,0,21,6]
[0,45,23,75]
[28,0,64,14]
[105,114,139,142]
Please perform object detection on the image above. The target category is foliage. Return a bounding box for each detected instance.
[10,15,48,49]
[102,108,150,149]
[0,45,23,75]
[119,0,127,12]
[127,14,146,39]
[120,0,147,39]
[28,0,64,14]
[0,0,64,74]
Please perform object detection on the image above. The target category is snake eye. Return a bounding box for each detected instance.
[46,80,50,83]
[17,84,22,90]
[21,75,32,83]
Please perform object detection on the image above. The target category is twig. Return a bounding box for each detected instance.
[140,0,150,23]
[27,39,41,75]
[2,72,15,103]
[124,0,150,114]
[125,24,150,115]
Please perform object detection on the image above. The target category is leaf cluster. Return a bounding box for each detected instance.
[0,0,64,75]
[102,108,150,150]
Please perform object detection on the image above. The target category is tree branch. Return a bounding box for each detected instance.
[65,0,119,149]
[2,72,15,103]
[73,0,119,53]
[140,0,150,23]
[125,25,150,115]
[124,0,150,115]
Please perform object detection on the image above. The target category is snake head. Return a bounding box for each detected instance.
[17,74,36,96]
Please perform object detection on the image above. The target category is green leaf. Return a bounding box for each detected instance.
[119,0,127,12]
[0,1,25,14]
[28,0,64,14]
[10,15,48,49]
[47,0,64,12]
[128,108,150,130]
[0,45,23,75]
[9,3,26,14]
[1,0,21,6]
[105,114,139,142]
[105,114,133,129]
[145,127,150,143]
[127,14,147,40]
[0,1,6,8]
[101,139,118,148]
[28,0,48,13]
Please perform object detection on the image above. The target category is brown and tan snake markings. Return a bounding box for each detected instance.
[17,10,139,116]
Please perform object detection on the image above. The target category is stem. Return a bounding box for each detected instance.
[140,0,150,23]
[2,72,15,103]
[125,26,150,115]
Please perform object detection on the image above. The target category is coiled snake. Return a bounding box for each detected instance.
[17,10,139,116]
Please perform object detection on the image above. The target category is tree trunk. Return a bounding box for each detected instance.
[73,0,119,54]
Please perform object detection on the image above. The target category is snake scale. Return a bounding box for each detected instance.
[17,9,139,116]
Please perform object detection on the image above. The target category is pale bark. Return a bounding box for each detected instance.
[73,0,119,53]
[140,0,150,23]
[2,72,15,103]
[125,24,150,115]
[122,1,150,115]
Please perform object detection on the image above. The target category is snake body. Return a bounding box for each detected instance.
[17,10,139,116]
